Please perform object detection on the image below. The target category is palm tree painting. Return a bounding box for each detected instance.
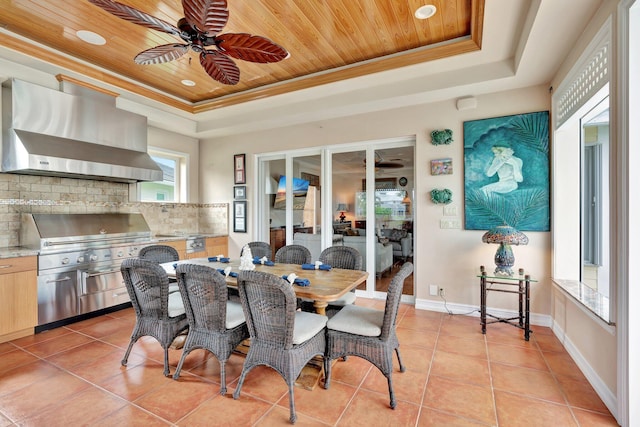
[464,111,550,231]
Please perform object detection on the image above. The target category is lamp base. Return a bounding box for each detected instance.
[339,212,346,222]
[494,242,515,276]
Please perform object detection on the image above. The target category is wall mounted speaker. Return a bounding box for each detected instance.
[456,96,477,111]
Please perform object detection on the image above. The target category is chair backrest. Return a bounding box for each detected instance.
[381,262,413,340]
[275,244,312,265]
[237,271,297,349]
[319,246,363,270]
[175,263,228,332]
[139,244,179,264]
[240,241,272,259]
[121,258,172,320]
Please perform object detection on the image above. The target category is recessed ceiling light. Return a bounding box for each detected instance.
[415,5,437,19]
[181,79,196,87]
[76,30,106,45]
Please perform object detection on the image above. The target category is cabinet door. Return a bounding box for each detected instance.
[206,237,228,257]
[270,229,285,259]
[0,257,37,340]
[160,240,187,260]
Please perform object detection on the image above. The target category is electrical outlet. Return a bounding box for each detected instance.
[438,287,445,297]
[429,285,438,296]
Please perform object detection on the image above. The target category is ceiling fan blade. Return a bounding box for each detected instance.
[88,0,181,36]
[200,51,240,85]
[376,162,404,169]
[134,44,189,65]
[182,0,229,36]
[217,33,288,63]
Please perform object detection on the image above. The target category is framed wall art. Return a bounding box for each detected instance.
[431,158,453,175]
[463,111,550,231]
[234,185,246,200]
[234,153,246,184]
[233,200,247,233]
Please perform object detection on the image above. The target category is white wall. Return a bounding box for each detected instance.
[199,84,552,316]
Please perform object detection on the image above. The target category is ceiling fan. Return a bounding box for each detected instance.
[87,0,289,85]
[363,152,404,169]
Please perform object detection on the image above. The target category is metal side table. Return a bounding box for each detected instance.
[479,265,536,341]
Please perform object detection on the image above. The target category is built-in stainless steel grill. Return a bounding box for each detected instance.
[21,213,154,330]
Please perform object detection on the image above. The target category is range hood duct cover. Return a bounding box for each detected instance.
[1,79,162,183]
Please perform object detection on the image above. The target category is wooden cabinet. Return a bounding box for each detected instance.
[270,228,285,259]
[160,240,187,260]
[206,236,228,258]
[0,256,37,343]
[158,237,228,260]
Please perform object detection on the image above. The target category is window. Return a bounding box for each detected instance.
[552,19,612,323]
[139,149,185,202]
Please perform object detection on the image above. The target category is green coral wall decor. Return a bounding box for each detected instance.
[431,129,453,145]
[431,189,453,204]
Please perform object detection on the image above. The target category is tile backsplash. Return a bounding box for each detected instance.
[0,174,228,248]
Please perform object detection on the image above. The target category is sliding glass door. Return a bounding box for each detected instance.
[257,139,414,298]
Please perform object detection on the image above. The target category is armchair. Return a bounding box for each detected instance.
[342,235,393,278]
[379,228,413,261]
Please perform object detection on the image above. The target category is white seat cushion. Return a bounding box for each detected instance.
[226,301,246,329]
[168,284,179,294]
[330,291,357,306]
[168,291,185,317]
[292,311,328,345]
[326,305,384,337]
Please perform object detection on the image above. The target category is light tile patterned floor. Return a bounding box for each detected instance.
[0,299,618,426]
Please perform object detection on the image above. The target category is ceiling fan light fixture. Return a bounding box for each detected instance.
[181,79,196,87]
[76,30,106,45]
[87,0,288,86]
[415,5,437,20]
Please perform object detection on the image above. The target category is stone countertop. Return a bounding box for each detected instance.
[152,233,229,242]
[0,247,39,259]
[153,233,228,242]
[0,234,228,259]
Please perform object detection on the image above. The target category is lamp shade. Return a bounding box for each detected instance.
[482,225,528,276]
[482,225,529,245]
[336,203,348,212]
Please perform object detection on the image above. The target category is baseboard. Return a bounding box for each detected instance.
[415,298,552,327]
[552,320,618,420]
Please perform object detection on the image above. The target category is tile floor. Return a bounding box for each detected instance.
[0,299,619,426]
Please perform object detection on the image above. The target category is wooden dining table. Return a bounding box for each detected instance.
[160,257,369,316]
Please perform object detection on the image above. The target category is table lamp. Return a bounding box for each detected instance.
[336,203,348,222]
[482,225,529,276]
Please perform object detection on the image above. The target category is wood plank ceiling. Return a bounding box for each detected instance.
[0,0,483,113]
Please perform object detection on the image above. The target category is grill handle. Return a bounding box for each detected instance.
[44,236,148,247]
[84,268,120,278]
[45,276,72,283]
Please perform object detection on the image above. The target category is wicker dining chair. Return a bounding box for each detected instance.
[139,244,180,264]
[172,263,249,395]
[120,258,188,376]
[324,262,413,409]
[233,270,328,424]
[275,244,312,265]
[239,241,272,259]
[319,245,363,270]
[301,245,363,317]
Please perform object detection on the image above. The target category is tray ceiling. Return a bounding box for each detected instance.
[0,0,483,113]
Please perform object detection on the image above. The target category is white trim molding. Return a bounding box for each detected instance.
[414,298,552,327]
[552,319,618,420]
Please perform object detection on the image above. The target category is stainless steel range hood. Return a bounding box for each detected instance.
[1,79,163,183]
